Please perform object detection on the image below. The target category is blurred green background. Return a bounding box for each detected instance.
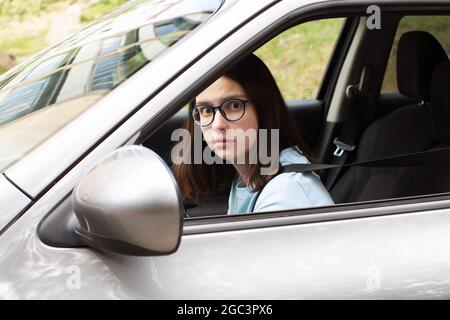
[1,1,449,99]
[0,0,127,69]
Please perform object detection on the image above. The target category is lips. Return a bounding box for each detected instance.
[211,138,234,144]
[211,138,234,149]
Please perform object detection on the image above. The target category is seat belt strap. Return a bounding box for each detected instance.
[325,65,373,190]
[325,97,366,189]
[250,145,449,212]
[279,146,450,174]
[251,144,448,212]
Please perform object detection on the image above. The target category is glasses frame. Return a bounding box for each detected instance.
[192,98,250,127]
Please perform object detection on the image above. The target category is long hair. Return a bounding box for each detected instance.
[172,53,314,200]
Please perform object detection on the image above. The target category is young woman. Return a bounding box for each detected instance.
[172,54,334,214]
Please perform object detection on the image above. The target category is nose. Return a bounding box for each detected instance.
[210,108,229,130]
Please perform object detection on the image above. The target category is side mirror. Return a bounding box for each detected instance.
[70,145,183,256]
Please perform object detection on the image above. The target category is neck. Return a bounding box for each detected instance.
[233,163,252,186]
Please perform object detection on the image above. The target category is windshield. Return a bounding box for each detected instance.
[0,0,222,173]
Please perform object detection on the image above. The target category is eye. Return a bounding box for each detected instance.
[224,100,243,111]
[230,101,241,110]
[196,106,213,116]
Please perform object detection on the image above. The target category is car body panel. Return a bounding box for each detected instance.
[0,175,30,232]
[3,187,450,298]
[0,93,105,172]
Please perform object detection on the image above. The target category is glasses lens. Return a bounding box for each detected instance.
[193,106,214,126]
[222,99,245,121]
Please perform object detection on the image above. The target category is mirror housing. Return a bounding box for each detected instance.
[71,145,183,256]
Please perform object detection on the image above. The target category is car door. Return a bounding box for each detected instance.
[0,0,274,298]
[2,0,450,300]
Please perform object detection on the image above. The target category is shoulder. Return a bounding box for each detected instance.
[279,146,310,166]
[258,172,314,204]
[253,147,334,212]
[255,172,334,212]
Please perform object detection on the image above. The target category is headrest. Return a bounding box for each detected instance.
[431,60,450,145]
[397,31,448,102]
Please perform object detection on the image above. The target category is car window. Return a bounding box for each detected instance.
[142,12,450,221]
[142,17,347,218]
[381,16,450,93]
[0,0,222,173]
[255,18,345,100]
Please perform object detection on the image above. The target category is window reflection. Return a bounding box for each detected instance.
[0,0,223,172]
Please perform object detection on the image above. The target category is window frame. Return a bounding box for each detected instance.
[183,192,450,234]
[167,4,450,234]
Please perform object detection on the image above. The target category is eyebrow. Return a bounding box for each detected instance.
[195,95,248,105]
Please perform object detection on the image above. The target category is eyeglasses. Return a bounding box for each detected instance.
[192,98,250,127]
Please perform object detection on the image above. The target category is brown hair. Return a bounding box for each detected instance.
[172,53,314,200]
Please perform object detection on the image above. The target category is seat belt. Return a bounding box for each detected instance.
[279,146,450,174]
[325,65,373,190]
[250,146,450,213]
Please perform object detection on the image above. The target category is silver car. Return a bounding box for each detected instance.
[1,0,450,299]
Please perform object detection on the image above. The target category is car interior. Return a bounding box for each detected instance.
[141,12,450,218]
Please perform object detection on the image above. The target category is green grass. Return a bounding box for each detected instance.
[0,0,70,74]
[0,30,48,57]
[257,16,450,98]
[80,0,128,23]
[256,18,345,100]
[0,0,129,75]
[0,0,64,18]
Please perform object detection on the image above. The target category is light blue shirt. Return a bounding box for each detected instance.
[228,147,335,214]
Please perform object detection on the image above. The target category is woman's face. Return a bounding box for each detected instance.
[196,76,259,162]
